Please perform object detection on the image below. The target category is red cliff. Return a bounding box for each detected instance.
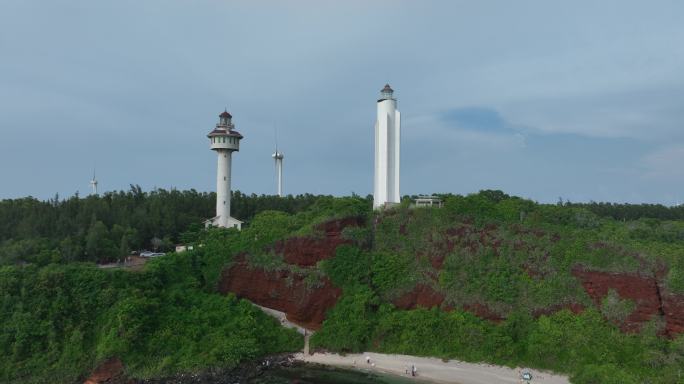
[218,217,362,329]
[218,264,340,330]
[572,268,684,336]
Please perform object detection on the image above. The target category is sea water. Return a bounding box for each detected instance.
[250,364,427,384]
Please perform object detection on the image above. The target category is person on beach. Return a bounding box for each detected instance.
[366,356,370,364]
[411,365,416,377]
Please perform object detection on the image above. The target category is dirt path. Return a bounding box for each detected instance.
[253,304,308,335]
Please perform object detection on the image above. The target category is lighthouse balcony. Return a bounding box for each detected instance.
[210,135,240,151]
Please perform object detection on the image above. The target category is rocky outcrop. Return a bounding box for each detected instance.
[316,216,366,237]
[462,303,506,323]
[572,268,662,333]
[392,284,445,310]
[219,264,341,330]
[84,358,128,384]
[572,268,684,335]
[219,218,363,328]
[274,216,365,266]
[276,237,344,267]
[390,284,506,322]
[532,302,585,318]
[220,213,684,336]
[661,291,684,335]
[388,267,684,335]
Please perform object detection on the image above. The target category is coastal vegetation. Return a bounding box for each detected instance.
[310,192,684,383]
[2,189,684,383]
[0,187,337,265]
[0,253,302,383]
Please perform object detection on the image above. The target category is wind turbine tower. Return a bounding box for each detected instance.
[272,147,284,197]
[206,110,244,230]
[89,169,98,196]
[373,84,401,209]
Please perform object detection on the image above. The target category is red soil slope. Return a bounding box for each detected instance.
[572,268,684,335]
[392,284,446,310]
[221,215,684,336]
[274,217,364,267]
[219,217,362,329]
[83,357,129,384]
[218,265,340,330]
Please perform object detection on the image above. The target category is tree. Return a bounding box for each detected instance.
[150,237,163,252]
[85,221,116,263]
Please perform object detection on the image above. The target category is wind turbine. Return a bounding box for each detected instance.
[272,128,284,197]
[89,169,98,196]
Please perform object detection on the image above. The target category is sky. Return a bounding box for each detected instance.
[1,0,683,204]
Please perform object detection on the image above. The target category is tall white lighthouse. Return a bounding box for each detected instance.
[272,148,284,197]
[206,110,243,230]
[373,84,401,209]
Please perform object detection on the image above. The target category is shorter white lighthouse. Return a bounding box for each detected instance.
[272,148,284,197]
[206,110,243,230]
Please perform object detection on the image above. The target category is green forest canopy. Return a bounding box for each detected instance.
[2,189,684,383]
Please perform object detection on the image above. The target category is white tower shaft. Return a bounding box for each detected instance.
[374,85,401,209]
[207,110,243,229]
[272,149,284,197]
[276,158,283,197]
[90,170,98,196]
[216,150,232,227]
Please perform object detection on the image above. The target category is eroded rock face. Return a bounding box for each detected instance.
[389,268,684,335]
[275,216,365,267]
[219,264,341,330]
[84,357,127,384]
[532,302,585,318]
[218,218,362,329]
[390,284,506,322]
[462,303,506,323]
[392,284,446,310]
[316,216,366,237]
[572,268,684,335]
[276,237,348,267]
[572,268,662,333]
[661,291,684,335]
[220,214,684,336]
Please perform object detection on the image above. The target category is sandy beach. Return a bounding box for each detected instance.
[294,352,570,384]
[253,302,569,384]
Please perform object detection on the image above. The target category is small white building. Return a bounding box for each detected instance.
[174,244,195,253]
[206,110,243,230]
[414,196,443,208]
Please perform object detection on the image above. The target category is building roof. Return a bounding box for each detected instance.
[415,195,442,201]
[207,129,243,139]
[219,110,232,118]
[207,129,228,137]
[381,83,394,93]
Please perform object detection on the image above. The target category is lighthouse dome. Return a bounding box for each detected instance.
[379,84,395,101]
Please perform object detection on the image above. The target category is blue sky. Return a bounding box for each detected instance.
[1,0,683,204]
